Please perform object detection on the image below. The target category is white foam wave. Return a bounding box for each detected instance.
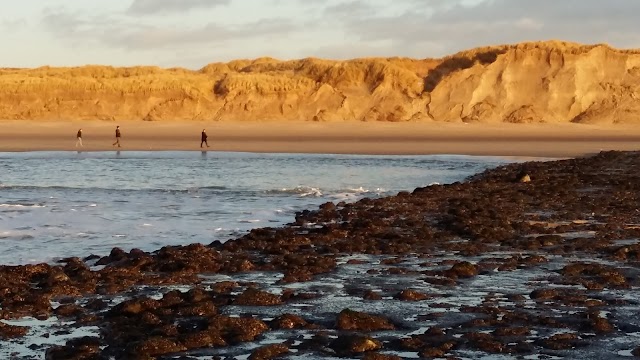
[0,204,46,209]
[267,186,323,197]
[329,187,387,202]
[0,231,34,240]
[267,186,387,199]
[347,186,370,194]
[238,219,261,224]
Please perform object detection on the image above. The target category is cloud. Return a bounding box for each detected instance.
[1,18,27,30]
[110,18,297,50]
[35,0,640,67]
[41,6,299,52]
[324,1,377,18]
[127,0,231,15]
[325,0,640,57]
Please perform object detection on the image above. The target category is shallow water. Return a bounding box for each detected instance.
[4,151,640,359]
[0,151,513,265]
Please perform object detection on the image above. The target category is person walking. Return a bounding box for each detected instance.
[201,129,209,148]
[112,126,121,147]
[75,128,83,147]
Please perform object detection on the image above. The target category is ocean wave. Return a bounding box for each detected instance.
[238,219,262,224]
[343,186,387,194]
[0,203,46,208]
[265,186,387,199]
[1,183,382,201]
[0,185,228,194]
[0,231,35,240]
[265,186,323,197]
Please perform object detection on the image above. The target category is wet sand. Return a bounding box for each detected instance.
[1,120,639,157]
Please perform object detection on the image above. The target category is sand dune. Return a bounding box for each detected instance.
[2,41,640,124]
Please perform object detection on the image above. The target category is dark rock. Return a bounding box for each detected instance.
[329,334,382,356]
[233,288,283,306]
[319,202,336,211]
[126,337,186,358]
[587,312,615,333]
[335,309,395,331]
[45,336,101,360]
[419,347,446,358]
[109,297,160,316]
[211,281,239,294]
[207,316,269,344]
[180,331,226,350]
[449,261,478,278]
[363,353,403,360]
[0,322,28,339]
[269,314,308,329]
[53,304,85,319]
[363,290,383,300]
[248,343,289,360]
[394,289,430,301]
[529,288,558,300]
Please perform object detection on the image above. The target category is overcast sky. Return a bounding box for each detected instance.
[2,0,639,69]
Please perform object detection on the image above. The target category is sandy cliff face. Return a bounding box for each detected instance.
[1,41,639,123]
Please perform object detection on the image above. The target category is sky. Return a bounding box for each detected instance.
[2,0,640,69]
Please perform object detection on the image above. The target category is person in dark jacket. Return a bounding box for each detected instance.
[112,126,121,147]
[75,128,83,147]
[201,129,209,148]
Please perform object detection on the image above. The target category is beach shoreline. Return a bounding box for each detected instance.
[3,151,640,358]
[1,120,639,158]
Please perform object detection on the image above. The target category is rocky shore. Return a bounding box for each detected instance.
[2,151,640,359]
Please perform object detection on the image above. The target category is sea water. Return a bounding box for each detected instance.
[0,151,515,265]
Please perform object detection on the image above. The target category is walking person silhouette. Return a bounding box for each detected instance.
[112,126,121,147]
[75,128,83,147]
[201,129,209,148]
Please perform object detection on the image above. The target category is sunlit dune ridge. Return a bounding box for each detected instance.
[2,40,640,124]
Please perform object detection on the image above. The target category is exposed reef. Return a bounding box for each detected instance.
[2,151,640,358]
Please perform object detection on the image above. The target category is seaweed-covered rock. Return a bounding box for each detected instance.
[330,334,382,356]
[335,309,395,331]
[233,288,283,306]
[269,314,309,329]
[249,343,289,360]
[394,289,430,301]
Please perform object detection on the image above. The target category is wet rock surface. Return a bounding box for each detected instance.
[3,151,640,358]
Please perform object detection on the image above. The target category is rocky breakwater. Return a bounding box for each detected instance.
[2,41,640,124]
[2,151,640,358]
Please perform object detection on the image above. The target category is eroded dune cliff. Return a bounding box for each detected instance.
[2,41,640,123]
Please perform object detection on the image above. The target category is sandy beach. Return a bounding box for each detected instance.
[0,120,639,158]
